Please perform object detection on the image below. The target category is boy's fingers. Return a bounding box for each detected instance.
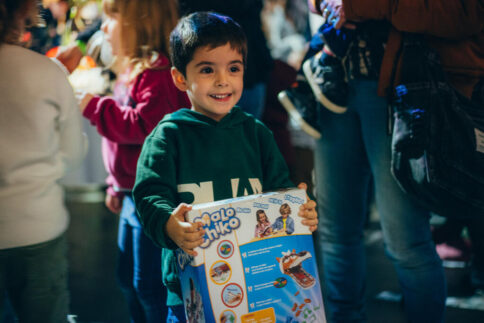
[302,217,318,226]
[172,203,192,221]
[308,225,318,233]
[297,182,308,191]
[182,247,198,257]
[184,237,205,249]
[184,230,205,242]
[301,200,317,210]
[181,237,205,256]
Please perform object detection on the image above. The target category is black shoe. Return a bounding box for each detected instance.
[278,80,321,139]
[303,51,348,113]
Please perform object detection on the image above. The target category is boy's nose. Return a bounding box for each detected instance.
[215,72,228,87]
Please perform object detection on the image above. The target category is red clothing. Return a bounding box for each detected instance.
[311,0,484,97]
[83,55,190,195]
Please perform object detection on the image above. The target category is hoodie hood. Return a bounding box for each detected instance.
[160,106,250,128]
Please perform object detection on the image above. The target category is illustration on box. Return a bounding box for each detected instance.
[177,189,326,323]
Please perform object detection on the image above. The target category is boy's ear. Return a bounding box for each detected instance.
[171,67,188,91]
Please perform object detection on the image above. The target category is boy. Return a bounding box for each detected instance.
[272,203,295,235]
[133,12,318,321]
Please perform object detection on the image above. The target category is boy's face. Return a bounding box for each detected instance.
[171,44,244,121]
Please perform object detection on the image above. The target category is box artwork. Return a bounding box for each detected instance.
[176,188,326,323]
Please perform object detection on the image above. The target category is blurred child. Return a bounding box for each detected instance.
[0,0,86,321]
[77,0,189,321]
[272,203,295,235]
[254,210,273,238]
[133,12,318,321]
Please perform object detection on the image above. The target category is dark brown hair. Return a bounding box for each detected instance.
[0,0,38,45]
[170,11,247,77]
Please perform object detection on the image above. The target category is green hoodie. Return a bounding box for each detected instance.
[133,107,293,306]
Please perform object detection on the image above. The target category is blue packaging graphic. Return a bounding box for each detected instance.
[177,189,326,323]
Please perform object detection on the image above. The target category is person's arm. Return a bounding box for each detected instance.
[342,0,484,39]
[133,127,180,248]
[83,68,178,144]
[57,71,87,171]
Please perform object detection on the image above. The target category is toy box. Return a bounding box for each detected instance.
[176,188,326,323]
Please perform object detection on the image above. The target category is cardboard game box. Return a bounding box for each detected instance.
[176,188,326,323]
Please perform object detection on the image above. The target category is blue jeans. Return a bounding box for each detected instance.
[237,82,267,119]
[117,196,168,323]
[313,79,446,323]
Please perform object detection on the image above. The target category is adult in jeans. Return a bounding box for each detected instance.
[310,0,484,322]
[0,0,86,321]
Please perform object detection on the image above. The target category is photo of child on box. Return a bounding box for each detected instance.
[272,203,295,235]
[254,210,273,238]
[133,11,321,322]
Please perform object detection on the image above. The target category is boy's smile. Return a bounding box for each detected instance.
[171,44,244,121]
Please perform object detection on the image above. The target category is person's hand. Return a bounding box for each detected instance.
[105,193,123,214]
[166,203,205,256]
[56,44,83,74]
[320,0,355,30]
[297,183,318,232]
[75,91,94,113]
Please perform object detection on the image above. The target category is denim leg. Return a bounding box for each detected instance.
[355,79,446,323]
[132,226,167,323]
[117,216,145,323]
[237,82,267,119]
[314,78,446,323]
[313,104,372,323]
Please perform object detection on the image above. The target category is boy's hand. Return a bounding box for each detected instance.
[166,203,205,256]
[105,193,123,214]
[297,183,318,232]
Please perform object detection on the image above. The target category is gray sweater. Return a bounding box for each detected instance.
[0,44,86,249]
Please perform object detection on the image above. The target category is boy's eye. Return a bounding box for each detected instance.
[230,65,241,73]
[200,67,213,74]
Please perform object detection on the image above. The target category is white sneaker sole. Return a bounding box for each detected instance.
[303,59,347,114]
[277,91,321,139]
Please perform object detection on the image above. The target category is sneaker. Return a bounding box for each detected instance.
[303,51,348,113]
[278,80,321,139]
